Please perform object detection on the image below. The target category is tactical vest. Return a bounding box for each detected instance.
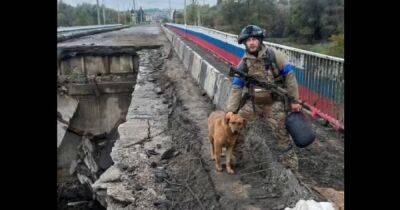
[242,46,284,85]
[242,45,285,104]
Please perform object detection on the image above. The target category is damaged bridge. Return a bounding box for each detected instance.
[57,24,344,210]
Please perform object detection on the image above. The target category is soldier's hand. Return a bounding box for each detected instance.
[291,103,302,112]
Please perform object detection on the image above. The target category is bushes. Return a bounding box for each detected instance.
[328,33,344,58]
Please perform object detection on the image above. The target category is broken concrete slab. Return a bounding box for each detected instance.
[69,159,80,175]
[77,173,93,186]
[57,93,79,148]
[58,131,81,180]
[117,119,149,146]
[81,137,99,174]
[97,165,122,183]
[57,122,68,148]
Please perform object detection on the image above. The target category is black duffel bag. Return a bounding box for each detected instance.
[285,111,316,148]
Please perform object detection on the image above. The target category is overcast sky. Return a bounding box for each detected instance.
[60,0,217,10]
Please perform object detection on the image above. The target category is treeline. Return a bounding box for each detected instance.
[181,0,343,45]
[57,1,132,27]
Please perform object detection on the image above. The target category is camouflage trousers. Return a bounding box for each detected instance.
[232,100,299,171]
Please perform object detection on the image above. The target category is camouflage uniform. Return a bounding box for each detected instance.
[226,44,300,171]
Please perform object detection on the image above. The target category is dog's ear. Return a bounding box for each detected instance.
[225,112,233,123]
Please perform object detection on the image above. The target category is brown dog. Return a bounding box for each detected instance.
[208,111,246,174]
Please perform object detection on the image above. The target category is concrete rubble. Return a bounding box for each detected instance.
[58,25,170,210]
[92,48,173,209]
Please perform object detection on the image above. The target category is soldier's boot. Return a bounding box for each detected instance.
[275,125,299,171]
[271,102,299,172]
[233,100,263,168]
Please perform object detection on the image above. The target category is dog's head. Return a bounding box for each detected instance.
[225,112,247,135]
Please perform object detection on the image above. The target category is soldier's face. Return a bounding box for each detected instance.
[245,37,260,53]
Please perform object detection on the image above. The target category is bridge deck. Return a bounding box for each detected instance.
[57,24,344,209]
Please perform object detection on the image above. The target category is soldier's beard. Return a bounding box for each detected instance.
[246,45,261,56]
[245,40,262,55]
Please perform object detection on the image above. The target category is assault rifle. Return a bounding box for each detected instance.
[228,66,309,113]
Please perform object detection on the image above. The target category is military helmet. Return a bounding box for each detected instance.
[238,25,265,44]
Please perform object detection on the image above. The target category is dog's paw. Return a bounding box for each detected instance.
[226,168,234,174]
[216,167,223,172]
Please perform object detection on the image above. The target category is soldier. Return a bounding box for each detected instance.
[225,25,301,171]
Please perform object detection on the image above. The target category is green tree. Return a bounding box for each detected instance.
[288,0,324,43]
[320,0,344,37]
[57,2,75,26]
[57,1,127,27]
[270,0,289,37]
[287,0,343,43]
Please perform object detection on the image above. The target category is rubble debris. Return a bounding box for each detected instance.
[107,183,136,204]
[160,147,175,160]
[146,149,160,157]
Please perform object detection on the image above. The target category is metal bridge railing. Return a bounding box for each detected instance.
[57,24,123,33]
[269,43,344,127]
